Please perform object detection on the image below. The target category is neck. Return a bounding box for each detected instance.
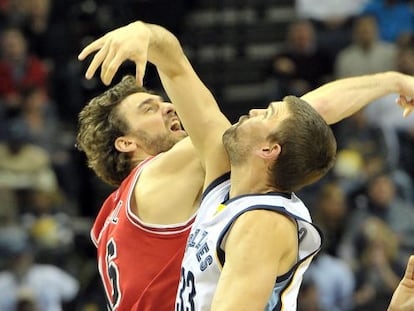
[130,150,153,167]
[229,164,276,198]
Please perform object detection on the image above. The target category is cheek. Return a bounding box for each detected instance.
[142,118,168,132]
[244,120,267,136]
[238,123,267,145]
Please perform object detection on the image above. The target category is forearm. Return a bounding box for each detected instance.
[301,71,404,125]
[144,22,230,181]
[145,23,188,78]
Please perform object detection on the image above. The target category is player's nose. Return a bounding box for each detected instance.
[249,109,265,117]
[163,102,175,115]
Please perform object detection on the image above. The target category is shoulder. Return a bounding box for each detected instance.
[223,209,298,271]
[230,209,297,246]
[146,137,202,175]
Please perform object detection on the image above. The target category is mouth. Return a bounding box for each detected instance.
[169,118,184,132]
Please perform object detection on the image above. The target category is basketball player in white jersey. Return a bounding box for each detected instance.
[78,21,414,310]
[174,94,335,310]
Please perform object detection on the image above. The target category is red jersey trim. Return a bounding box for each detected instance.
[91,156,160,246]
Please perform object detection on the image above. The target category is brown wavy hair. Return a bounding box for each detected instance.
[76,75,148,186]
[267,96,337,192]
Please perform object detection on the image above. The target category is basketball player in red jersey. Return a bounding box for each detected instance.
[77,21,414,311]
[77,77,202,310]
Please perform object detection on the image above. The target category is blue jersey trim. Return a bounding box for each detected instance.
[201,172,230,201]
[224,191,292,205]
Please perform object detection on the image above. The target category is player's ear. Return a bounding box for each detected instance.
[115,136,138,153]
[257,143,281,161]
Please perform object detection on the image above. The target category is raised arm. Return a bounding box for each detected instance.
[78,21,231,187]
[301,71,414,125]
[146,23,231,186]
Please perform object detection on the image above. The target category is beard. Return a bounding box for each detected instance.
[222,124,250,166]
[137,130,186,155]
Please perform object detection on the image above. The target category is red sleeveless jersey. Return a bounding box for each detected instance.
[91,157,195,311]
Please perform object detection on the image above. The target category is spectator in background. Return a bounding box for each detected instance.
[307,181,355,311]
[21,188,74,258]
[304,250,355,311]
[11,86,80,205]
[0,27,48,117]
[339,171,414,269]
[295,0,368,59]
[21,0,52,61]
[22,0,72,68]
[14,86,59,153]
[0,188,19,226]
[335,15,396,78]
[0,0,31,29]
[15,289,38,311]
[361,0,414,44]
[352,217,405,311]
[297,278,324,311]
[334,109,388,157]
[329,109,405,199]
[312,181,349,257]
[269,19,333,99]
[0,226,79,311]
[0,121,58,193]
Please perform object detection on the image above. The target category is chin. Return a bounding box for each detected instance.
[168,132,186,146]
[174,130,187,139]
[222,127,236,152]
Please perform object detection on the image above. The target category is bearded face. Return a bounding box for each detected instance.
[117,92,187,156]
[135,128,186,155]
[222,116,255,166]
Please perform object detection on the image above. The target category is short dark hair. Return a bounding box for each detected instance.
[266,96,337,192]
[76,75,148,186]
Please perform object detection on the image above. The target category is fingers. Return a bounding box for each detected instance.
[78,37,105,61]
[135,55,148,87]
[136,63,147,87]
[397,95,414,118]
[78,35,120,83]
[84,41,109,80]
[101,52,125,86]
[405,255,414,280]
[403,107,413,118]
[397,95,408,107]
[78,22,150,86]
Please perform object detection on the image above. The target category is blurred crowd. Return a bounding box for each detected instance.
[0,0,414,310]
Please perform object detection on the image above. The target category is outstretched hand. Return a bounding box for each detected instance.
[397,95,414,118]
[78,21,150,86]
[388,255,414,311]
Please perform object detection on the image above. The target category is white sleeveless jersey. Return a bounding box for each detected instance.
[175,173,323,311]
